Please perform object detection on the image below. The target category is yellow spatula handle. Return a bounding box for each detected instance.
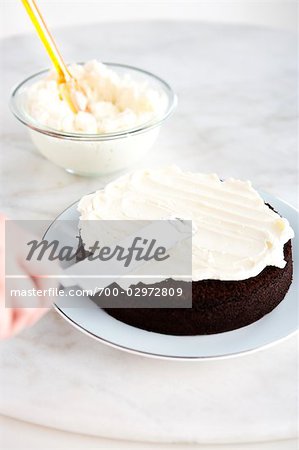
[21,0,71,84]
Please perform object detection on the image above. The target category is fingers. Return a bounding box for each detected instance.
[0,307,49,340]
[0,215,59,339]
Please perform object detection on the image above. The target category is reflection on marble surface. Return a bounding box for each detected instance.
[0,22,297,444]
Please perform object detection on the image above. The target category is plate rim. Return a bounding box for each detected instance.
[54,303,298,361]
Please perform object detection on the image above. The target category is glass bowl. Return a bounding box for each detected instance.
[10,63,177,176]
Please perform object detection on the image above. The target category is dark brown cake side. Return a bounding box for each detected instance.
[102,240,293,335]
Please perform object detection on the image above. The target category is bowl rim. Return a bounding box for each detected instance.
[9,62,177,141]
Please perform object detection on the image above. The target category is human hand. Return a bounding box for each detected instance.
[0,215,55,339]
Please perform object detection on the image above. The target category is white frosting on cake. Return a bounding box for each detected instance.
[78,166,294,281]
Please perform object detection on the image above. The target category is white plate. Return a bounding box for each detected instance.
[45,192,298,360]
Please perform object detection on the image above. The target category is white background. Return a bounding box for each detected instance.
[0,0,297,39]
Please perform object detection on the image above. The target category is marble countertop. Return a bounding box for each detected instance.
[0,414,298,450]
[0,21,297,448]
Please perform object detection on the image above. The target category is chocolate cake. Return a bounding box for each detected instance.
[78,166,294,336]
[101,240,292,335]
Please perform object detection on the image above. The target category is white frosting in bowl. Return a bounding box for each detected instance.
[26,60,168,134]
[78,166,294,281]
